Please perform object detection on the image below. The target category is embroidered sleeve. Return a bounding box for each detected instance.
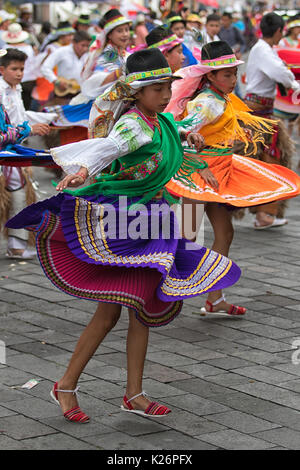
[50,112,153,176]
[94,48,122,73]
[109,113,154,154]
[180,92,226,132]
[0,105,30,149]
[82,49,127,101]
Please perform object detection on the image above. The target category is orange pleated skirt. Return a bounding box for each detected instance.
[166,149,300,206]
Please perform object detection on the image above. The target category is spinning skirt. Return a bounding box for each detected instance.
[274,89,300,119]
[0,144,58,169]
[166,149,300,206]
[44,100,92,129]
[6,192,240,327]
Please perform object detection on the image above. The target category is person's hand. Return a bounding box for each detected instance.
[152,188,164,200]
[187,132,205,152]
[198,167,219,190]
[55,79,68,92]
[56,173,86,191]
[244,128,252,140]
[31,123,51,136]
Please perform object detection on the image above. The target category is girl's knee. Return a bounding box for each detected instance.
[94,303,121,332]
[213,220,233,243]
[101,314,120,333]
[128,309,149,330]
[225,225,234,245]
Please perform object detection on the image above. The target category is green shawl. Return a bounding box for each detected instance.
[63,112,203,205]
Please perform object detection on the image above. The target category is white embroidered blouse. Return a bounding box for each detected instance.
[51,110,154,176]
[179,88,226,133]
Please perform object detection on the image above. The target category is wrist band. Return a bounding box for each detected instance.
[75,171,87,181]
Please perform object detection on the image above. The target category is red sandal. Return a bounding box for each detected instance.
[199,294,246,317]
[50,382,90,423]
[121,391,172,417]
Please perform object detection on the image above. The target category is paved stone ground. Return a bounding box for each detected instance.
[1,141,300,451]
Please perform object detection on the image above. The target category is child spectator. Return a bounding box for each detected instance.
[0,48,53,258]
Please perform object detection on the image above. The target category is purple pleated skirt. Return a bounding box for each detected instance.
[6,192,241,327]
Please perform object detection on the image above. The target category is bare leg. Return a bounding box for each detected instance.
[205,202,235,311]
[123,309,151,411]
[56,302,121,413]
[180,200,238,313]
[251,152,282,227]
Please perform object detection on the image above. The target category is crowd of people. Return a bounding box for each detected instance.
[1,2,300,422]
[0,4,286,114]
[0,3,278,110]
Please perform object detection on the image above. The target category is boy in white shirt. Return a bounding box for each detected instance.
[0,48,52,258]
[40,30,90,104]
[246,16,299,102]
[204,14,221,44]
[245,12,300,229]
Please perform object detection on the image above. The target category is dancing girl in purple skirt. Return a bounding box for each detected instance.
[7,49,240,422]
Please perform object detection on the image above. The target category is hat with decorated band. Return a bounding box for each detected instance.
[77,14,91,25]
[148,33,183,54]
[193,40,244,69]
[101,9,131,36]
[199,52,243,69]
[54,21,75,37]
[125,48,181,86]
[186,13,206,25]
[146,26,183,54]
[166,12,186,26]
[286,18,300,30]
[165,41,243,119]
[100,49,181,103]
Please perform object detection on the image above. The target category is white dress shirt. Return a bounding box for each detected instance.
[246,39,299,98]
[203,31,220,44]
[0,77,57,127]
[40,43,88,85]
[0,77,26,126]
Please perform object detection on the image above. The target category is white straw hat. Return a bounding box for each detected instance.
[0,10,15,23]
[2,23,29,44]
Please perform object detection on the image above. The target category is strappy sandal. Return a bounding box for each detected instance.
[254,216,288,230]
[198,294,246,317]
[50,382,90,423]
[120,391,172,417]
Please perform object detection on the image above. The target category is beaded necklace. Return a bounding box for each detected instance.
[134,107,162,134]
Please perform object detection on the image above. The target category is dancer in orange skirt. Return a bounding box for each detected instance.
[165,40,300,316]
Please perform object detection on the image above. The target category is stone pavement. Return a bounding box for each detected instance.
[1,155,300,451]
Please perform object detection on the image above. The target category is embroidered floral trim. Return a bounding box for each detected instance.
[116,151,163,180]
